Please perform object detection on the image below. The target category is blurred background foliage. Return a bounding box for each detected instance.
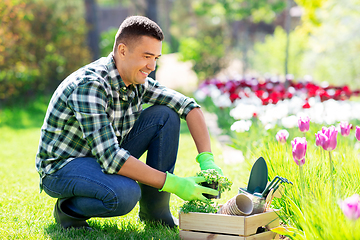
[1,0,360,105]
[0,0,91,104]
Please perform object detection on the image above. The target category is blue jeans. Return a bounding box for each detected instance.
[42,105,180,218]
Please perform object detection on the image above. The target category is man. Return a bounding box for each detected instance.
[36,16,224,230]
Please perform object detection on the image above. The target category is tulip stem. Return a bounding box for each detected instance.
[329,151,334,197]
[299,165,304,197]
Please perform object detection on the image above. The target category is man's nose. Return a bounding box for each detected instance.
[147,59,156,72]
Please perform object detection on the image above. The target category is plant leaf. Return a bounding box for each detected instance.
[271,226,306,240]
[287,196,306,222]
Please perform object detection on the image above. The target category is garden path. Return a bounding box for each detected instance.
[156,54,244,165]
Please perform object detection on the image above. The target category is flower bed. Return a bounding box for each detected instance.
[195,77,360,239]
[195,77,360,130]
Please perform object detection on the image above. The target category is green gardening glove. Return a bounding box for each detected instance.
[160,171,219,202]
[196,152,224,176]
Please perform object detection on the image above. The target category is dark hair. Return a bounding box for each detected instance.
[113,16,164,52]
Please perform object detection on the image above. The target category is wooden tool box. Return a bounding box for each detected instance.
[179,209,280,240]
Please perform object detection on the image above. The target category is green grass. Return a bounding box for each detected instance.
[8,95,359,239]
[0,97,249,239]
[262,139,360,239]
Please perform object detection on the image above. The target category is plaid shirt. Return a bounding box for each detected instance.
[36,52,199,186]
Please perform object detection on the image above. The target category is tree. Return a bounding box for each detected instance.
[174,0,288,79]
[301,0,360,87]
[0,0,91,102]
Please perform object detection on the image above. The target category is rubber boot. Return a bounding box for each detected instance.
[138,183,179,228]
[53,198,93,231]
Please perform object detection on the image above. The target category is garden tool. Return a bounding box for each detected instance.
[236,157,268,214]
[241,156,268,196]
[261,176,293,199]
[264,189,275,212]
[237,157,294,214]
[273,184,284,198]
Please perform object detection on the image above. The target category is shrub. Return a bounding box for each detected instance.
[178,24,229,80]
[250,26,309,78]
[0,0,91,103]
[99,28,117,57]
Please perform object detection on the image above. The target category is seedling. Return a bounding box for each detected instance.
[180,169,232,213]
[196,169,232,196]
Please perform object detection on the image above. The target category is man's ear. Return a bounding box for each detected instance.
[117,43,127,59]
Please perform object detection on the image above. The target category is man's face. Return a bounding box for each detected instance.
[117,36,162,86]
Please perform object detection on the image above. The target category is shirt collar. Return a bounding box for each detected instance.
[106,52,128,92]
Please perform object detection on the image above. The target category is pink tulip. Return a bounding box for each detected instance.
[316,126,338,151]
[291,137,307,166]
[276,129,289,144]
[339,194,360,220]
[356,126,360,141]
[340,122,352,137]
[315,132,322,146]
[298,116,310,132]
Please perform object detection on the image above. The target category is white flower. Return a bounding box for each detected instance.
[288,96,304,115]
[281,115,298,129]
[272,101,289,120]
[209,85,222,99]
[214,93,232,108]
[230,120,252,132]
[230,103,257,120]
[351,102,360,120]
[194,89,207,102]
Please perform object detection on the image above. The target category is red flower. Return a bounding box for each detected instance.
[262,98,270,105]
[305,83,320,98]
[255,90,265,99]
[269,92,280,104]
[229,93,240,103]
[317,89,331,102]
[302,101,311,109]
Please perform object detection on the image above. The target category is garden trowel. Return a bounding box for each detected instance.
[244,156,268,196]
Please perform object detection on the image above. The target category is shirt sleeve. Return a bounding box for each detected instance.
[141,78,200,119]
[67,80,130,174]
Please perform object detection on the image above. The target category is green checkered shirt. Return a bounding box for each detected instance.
[35,52,199,187]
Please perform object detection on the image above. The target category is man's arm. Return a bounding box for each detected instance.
[186,107,224,175]
[185,107,211,153]
[117,107,211,188]
[117,155,218,201]
[116,107,220,201]
[117,155,166,189]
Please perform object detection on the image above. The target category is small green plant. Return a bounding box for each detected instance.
[180,170,232,214]
[180,199,219,214]
[196,169,232,194]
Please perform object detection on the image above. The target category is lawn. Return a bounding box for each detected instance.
[0,97,250,239]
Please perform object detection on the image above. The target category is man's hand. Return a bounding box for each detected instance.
[196,152,224,176]
[160,172,219,201]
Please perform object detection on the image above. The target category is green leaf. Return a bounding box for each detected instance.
[271,226,306,240]
[287,196,306,222]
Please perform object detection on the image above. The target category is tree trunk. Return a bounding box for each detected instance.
[146,0,158,80]
[85,0,100,61]
[242,20,249,76]
[284,0,292,87]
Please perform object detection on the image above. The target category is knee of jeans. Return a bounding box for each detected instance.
[159,105,180,127]
[104,180,141,216]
